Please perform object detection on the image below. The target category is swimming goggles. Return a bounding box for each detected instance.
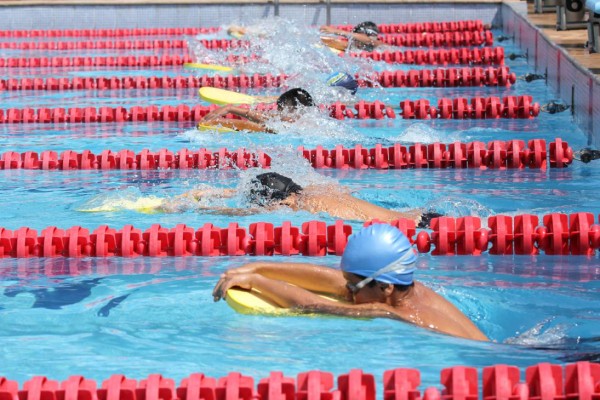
[345,249,416,294]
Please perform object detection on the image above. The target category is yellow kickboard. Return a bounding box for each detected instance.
[225,288,340,316]
[197,123,238,133]
[78,196,164,214]
[183,63,234,72]
[199,87,257,105]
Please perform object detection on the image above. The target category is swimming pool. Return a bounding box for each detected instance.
[0,9,599,398]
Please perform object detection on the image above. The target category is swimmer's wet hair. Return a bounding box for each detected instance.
[353,21,379,37]
[248,172,303,206]
[276,88,315,111]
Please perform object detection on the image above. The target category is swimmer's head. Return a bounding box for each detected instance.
[248,172,303,206]
[340,224,417,287]
[276,88,315,113]
[353,21,379,37]
[327,72,358,95]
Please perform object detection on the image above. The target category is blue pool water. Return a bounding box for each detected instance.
[0,22,599,391]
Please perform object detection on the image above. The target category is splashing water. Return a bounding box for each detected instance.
[191,17,376,96]
[504,317,572,347]
[236,146,340,205]
[392,123,464,144]
[264,107,359,142]
[424,196,494,219]
[183,106,362,145]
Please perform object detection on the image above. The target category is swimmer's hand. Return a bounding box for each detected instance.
[319,25,347,36]
[212,272,255,301]
[201,104,237,122]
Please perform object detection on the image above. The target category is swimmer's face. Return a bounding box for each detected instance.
[343,272,382,304]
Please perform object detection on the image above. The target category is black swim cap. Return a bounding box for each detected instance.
[248,172,303,206]
[276,88,315,111]
[353,21,379,37]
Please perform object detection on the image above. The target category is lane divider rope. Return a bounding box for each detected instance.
[0,47,504,68]
[0,363,597,399]
[0,67,516,92]
[0,212,597,258]
[0,31,492,51]
[0,20,487,38]
[0,95,540,123]
[224,46,504,66]
[0,54,192,68]
[0,139,572,171]
[332,19,489,33]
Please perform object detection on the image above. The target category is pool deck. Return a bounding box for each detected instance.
[0,0,597,80]
[525,2,600,79]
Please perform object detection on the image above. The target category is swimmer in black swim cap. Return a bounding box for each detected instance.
[197,88,315,134]
[320,21,384,52]
[160,172,441,228]
[248,172,303,206]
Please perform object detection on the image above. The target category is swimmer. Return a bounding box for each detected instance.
[326,72,359,95]
[160,172,441,227]
[320,21,385,52]
[212,224,489,341]
[226,24,267,38]
[197,88,314,133]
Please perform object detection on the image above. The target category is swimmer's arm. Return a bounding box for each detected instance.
[320,37,349,52]
[295,302,401,320]
[319,26,383,47]
[221,262,348,297]
[180,188,237,201]
[202,105,270,124]
[202,207,263,216]
[158,188,237,212]
[348,32,383,47]
[227,25,247,36]
[213,272,335,307]
[201,118,274,134]
[319,26,350,35]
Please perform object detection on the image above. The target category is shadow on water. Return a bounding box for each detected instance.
[4,278,103,310]
[97,293,132,317]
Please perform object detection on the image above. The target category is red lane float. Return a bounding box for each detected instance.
[0,67,515,92]
[373,66,516,87]
[0,20,487,39]
[378,30,494,47]
[0,27,218,38]
[349,47,504,65]
[0,54,193,68]
[0,139,573,171]
[0,96,538,123]
[0,73,289,91]
[0,39,191,50]
[332,20,488,33]
[0,363,599,400]
[1,213,600,258]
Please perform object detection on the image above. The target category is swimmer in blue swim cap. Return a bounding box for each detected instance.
[327,72,359,95]
[213,224,489,341]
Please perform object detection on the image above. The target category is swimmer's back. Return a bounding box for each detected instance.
[403,283,489,341]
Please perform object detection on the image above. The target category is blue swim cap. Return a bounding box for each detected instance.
[340,224,417,285]
[327,72,358,95]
